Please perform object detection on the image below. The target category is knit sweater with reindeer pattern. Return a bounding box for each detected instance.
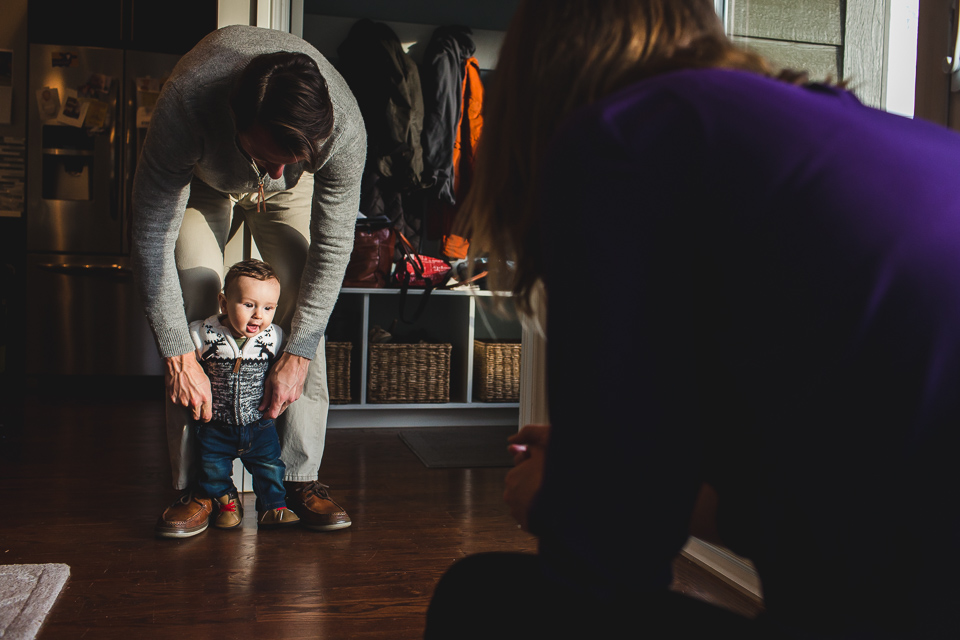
[189,315,283,426]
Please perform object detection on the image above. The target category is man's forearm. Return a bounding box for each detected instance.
[129,82,198,359]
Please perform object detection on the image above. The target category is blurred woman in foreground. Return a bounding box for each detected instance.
[426,1,960,638]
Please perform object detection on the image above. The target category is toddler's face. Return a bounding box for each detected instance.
[218,276,280,339]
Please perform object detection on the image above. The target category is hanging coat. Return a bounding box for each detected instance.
[451,57,483,203]
[419,25,476,205]
[440,56,484,259]
[337,18,424,191]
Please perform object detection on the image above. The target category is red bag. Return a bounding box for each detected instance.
[343,224,396,288]
[393,232,451,288]
[399,254,450,287]
[393,232,451,323]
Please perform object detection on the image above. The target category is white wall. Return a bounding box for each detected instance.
[885,0,920,116]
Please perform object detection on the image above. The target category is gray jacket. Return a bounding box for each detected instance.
[132,25,366,360]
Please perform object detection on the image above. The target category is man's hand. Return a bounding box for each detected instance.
[504,424,550,531]
[165,353,212,422]
[260,352,311,419]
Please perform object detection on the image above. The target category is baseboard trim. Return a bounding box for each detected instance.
[681,536,763,600]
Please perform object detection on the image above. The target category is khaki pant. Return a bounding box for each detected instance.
[166,174,329,490]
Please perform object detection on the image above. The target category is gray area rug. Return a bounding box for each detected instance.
[399,425,517,468]
[0,564,70,640]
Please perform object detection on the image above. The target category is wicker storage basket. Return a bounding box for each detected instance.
[473,340,522,402]
[368,343,452,403]
[325,341,353,404]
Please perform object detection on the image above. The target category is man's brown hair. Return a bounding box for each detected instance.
[230,51,334,170]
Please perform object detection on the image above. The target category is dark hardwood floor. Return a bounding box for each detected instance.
[0,377,761,638]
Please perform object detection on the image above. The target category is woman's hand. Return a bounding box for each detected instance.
[507,424,550,462]
[504,424,550,531]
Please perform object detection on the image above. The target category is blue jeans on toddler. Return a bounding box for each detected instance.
[195,418,287,512]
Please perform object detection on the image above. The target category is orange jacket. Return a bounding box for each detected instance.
[441,57,484,259]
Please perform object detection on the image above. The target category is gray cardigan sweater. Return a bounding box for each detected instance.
[132,25,366,360]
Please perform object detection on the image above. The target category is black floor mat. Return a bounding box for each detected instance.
[398,425,517,468]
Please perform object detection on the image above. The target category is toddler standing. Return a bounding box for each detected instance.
[188,259,300,530]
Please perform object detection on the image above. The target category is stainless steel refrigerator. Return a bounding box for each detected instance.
[26,44,180,375]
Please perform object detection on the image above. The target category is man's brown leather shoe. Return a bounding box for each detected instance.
[284,481,351,531]
[155,492,213,538]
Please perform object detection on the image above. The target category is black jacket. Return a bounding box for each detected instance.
[419,25,476,205]
[337,18,424,191]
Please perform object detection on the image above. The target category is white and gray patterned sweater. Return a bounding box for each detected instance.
[189,314,283,426]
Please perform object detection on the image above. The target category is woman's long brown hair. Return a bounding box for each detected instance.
[456,0,772,315]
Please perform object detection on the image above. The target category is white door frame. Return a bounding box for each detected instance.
[915,0,960,128]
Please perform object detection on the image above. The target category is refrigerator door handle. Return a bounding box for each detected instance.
[41,149,96,157]
[36,263,133,276]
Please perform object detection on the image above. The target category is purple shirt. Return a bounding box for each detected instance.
[535,68,960,637]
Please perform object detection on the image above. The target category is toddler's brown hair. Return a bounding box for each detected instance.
[223,259,278,294]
